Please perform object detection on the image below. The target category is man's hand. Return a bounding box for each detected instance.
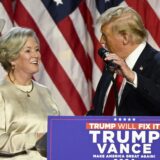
[105,53,135,83]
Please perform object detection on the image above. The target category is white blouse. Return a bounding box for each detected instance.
[0,79,59,160]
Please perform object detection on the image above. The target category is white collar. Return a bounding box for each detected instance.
[125,41,146,69]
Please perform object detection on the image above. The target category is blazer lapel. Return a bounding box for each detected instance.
[93,67,113,115]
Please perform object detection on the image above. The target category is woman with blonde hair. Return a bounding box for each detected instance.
[0,26,59,159]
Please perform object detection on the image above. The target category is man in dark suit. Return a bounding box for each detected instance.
[87,6,160,116]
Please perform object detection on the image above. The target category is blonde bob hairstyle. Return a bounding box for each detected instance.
[0,27,39,72]
[98,6,147,44]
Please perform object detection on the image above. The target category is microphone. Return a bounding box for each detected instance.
[98,47,118,69]
[98,48,119,116]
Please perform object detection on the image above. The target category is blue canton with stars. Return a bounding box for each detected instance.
[96,0,124,14]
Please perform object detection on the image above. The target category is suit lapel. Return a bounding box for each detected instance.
[93,67,113,115]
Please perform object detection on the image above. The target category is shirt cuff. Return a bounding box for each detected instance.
[127,71,137,88]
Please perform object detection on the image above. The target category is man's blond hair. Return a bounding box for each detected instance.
[98,6,147,44]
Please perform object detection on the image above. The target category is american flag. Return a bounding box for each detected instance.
[0,0,159,115]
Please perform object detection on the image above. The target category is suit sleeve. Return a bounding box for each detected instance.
[137,55,160,112]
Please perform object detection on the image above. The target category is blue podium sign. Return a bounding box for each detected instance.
[48,116,160,160]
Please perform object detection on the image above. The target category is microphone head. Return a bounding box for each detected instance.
[98,48,109,59]
[98,47,118,69]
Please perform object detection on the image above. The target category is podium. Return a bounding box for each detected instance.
[47,116,160,160]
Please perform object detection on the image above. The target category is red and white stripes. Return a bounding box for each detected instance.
[0,0,159,115]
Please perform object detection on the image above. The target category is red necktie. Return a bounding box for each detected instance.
[103,74,123,115]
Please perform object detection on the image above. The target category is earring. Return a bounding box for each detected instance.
[11,65,15,71]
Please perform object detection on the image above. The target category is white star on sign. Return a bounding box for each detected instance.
[53,0,63,6]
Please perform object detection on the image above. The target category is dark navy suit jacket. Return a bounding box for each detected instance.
[89,43,160,116]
